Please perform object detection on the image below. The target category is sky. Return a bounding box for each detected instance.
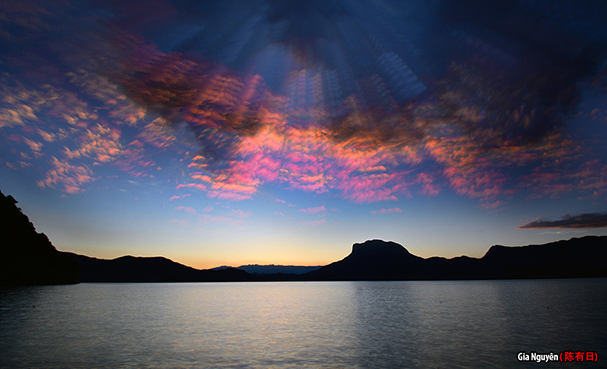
[1,0,607,269]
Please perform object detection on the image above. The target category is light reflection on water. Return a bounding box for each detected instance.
[0,279,606,368]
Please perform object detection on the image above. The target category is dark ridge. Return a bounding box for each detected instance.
[480,236,607,279]
[63,253,254,283]
[47,236,607,283]
[63,253,306,282]
[3,190,605,283]
[0,191,80,286]
[304,236,607,281]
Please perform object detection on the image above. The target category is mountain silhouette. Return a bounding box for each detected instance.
[64,253,311,282]
[62,236,607,282]
[304,237,607,280]
[0,191,79,286]
[3,190,606,283]
[303,240,425,280]
[64,253,253,282]
[479,236,607,279]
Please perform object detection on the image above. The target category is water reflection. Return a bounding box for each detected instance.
[491,279,607,354]
[1,280,606,368]
[350,280,607,368]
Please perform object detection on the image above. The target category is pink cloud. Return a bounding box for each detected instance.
[169,194,191,201]
[7,35,602,209]
[206,191,252,201]
[289,181,327,193]
[169,219,190,226]
[416,172,440,197]
[480,200,506,210]
[176,183,207,191]
[37,129,55,142]
[298,205,326,214]
[112,147,156,178]
[300,218,326,226]
[23,137,43,152]
[36,156,95,194]
[135,120,175,149]
[341,187,398,203]
[198,214,246,227]
[60,123,123,164]
[174,206,196,214]
[371,208,403,214]
[230,209,252,218]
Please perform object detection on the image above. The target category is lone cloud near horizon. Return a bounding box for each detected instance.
[519,213,607,229]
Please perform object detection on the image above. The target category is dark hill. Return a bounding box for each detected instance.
[0,191,79,286]
[304,237,607,281]
[480,236,607,279]
[306,240,425,280]
[64,253,253,282]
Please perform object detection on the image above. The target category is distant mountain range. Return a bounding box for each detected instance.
[62,236,607,282]
[61,254,311,282]
[212,264,321,275]
[2,190,606,286]
[62,253,252,283]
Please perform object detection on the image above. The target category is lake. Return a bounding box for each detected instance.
[1,279,606,368]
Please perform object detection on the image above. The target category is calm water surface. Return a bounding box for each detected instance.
[1,279,606,368]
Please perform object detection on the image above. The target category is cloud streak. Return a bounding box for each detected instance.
[518,213,607,229]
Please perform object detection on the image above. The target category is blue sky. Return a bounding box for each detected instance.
[1,0,607,269]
